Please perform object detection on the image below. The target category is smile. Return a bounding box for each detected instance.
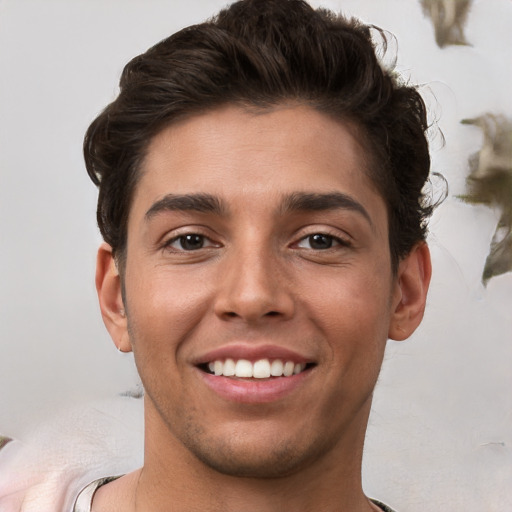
[195,346,316,402]
[198,360,314,403]
[204,358,309,378]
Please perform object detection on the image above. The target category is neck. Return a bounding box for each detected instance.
[133,399,374,512]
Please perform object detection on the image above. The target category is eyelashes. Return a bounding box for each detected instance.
[164,233,218,251]
[295,233,350,250]
[161,230,351,254]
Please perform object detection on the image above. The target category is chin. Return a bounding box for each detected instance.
[179,424,334,479]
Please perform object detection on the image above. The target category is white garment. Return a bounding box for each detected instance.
[73,477,120,512]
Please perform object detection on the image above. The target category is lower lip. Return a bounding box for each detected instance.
[199,369,311,404]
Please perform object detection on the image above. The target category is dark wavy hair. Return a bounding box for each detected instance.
[84,0,432,272]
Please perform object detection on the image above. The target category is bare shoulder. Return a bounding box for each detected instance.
[91,470,141,512]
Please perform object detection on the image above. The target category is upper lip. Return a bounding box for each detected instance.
[194,343,314,365]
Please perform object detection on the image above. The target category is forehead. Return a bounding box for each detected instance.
[130,105,386,228]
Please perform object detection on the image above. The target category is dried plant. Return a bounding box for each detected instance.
[0,435,12,450]
[421,0,472,47]
[460,114,512,283]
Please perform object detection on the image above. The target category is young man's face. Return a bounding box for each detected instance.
[100,105,426,478]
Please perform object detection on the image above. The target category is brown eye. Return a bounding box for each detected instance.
[165,234,211,251]
[295,232,349,251]
[307,234,333,250]
[178,234,205,250]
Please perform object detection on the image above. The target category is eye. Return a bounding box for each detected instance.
[166,234,215,251]
[296,233,346,250]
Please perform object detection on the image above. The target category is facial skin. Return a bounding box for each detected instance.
[96,105,431,511]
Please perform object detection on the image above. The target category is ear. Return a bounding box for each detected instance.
[388,242,432,341]
[96,243,132,353]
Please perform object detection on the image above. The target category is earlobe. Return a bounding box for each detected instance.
[388,242,432,341]
[96,243,132,353]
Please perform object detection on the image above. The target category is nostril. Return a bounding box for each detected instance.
[266,311,280,317]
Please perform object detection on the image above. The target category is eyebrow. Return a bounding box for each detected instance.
[281,192,373,227]
[145,193,226,220]
[144,191,373,228]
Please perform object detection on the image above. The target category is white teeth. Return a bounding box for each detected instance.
[214,360,223,376]
[235,359,253,378]
[206,358,307,378]
[270,359,284,376]
[223,358,235,376]
[283,361,295,377]
[253,359,271,378]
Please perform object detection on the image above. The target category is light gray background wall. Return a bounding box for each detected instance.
[0,0,511,510]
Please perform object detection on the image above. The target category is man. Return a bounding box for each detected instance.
[5,0,433,510]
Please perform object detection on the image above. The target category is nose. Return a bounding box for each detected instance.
[214,243,295,324]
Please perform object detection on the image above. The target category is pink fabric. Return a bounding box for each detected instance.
[0,398,143,512]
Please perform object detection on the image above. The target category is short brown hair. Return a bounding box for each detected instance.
[84,0,432,271]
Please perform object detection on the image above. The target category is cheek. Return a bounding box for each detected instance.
[302,259,393,322]
[300,266,392,362]
[124,267,214,358]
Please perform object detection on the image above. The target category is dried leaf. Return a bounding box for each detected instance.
[460,114,512,283]
[0,435,12,450]
[421,0,472,48]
